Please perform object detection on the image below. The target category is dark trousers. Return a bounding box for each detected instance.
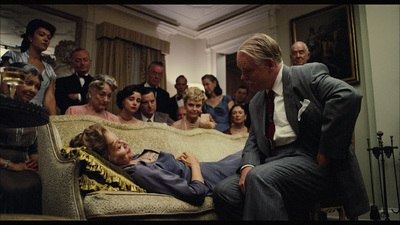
[0,168,42,214]
[213,143,333,220]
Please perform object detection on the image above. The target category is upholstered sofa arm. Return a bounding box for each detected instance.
[38,124,86,220]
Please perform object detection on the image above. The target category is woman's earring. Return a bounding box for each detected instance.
[29,39,32,42]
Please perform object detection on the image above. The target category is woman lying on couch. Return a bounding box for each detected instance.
[69,123,242,205]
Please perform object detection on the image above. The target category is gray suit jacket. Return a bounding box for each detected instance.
[134,111,174,126]
[240,63,369,218]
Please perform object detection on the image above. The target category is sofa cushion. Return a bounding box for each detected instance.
[61,145,146,193]
[83,191,217,220]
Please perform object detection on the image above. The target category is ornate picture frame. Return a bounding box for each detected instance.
[290,5,359,85]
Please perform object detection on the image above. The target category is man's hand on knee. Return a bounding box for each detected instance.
[239,166,252,194]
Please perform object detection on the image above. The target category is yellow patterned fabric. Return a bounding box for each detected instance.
[60,145,146,193]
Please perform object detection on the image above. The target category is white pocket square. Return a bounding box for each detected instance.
[297,99,310,121]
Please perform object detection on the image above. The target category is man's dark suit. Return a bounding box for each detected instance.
[137,83,170,114]
[213,63,369,220]
[134,111,174,126]
[167,94,181,121]
[55,73,93,115]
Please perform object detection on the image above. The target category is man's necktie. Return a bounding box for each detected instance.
[151,87,158,98]
[147,119,152,122]
[266,90,276,156]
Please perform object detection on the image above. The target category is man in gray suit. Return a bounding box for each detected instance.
[134,87,174,126]
[213,33,369,220]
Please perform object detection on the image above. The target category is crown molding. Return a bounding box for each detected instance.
[196,5,279,40]
[109,4,280,41]
[206,34,252,55]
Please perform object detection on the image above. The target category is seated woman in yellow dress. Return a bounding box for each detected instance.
[65,74,119,122]
[171,87,216,130]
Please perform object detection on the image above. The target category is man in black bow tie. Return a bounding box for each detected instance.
[137,61,170,114]
[167,75,188,121]
[55,48,94,114]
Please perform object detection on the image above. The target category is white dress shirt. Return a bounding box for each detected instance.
[241,64,297,172]
[141,112,155,122]
[75,73,89,102]
[176,95,184,108]
[270,64,297,147]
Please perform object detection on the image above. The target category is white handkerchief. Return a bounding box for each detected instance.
[297,99,310,121]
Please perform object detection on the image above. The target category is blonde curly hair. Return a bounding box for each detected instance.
[183,86,206,104]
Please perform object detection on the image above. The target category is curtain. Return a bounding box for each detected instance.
[95,22,169,115]
[96,38,131,115]
[96,22,170,54]
[130,44,141,85]
[140,46,167,89]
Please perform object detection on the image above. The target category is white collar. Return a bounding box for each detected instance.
[141,112,155,122]
[144,82,158,89]
[266,63,284,96]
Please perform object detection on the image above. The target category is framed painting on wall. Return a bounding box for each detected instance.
[290,5,359,85]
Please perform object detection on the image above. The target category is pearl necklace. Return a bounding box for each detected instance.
[184,117,199,130]
[230,126,247,134]
[119,114,133,121]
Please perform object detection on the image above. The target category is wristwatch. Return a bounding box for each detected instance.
[3,160,10,168]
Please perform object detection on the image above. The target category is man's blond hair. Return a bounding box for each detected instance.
[238,33,283,68]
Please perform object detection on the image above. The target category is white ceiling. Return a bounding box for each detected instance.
[0,4,264,56]
[122,4,260,32]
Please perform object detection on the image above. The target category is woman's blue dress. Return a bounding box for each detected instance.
[123,150,242,205]
[202,95,232,132]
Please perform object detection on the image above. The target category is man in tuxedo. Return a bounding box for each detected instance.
[134,87,174,126]
[168,75,188,121]
[213,33,369,220]
[290,41,310,66]
[55,48,93,114]
[137,61,170,114]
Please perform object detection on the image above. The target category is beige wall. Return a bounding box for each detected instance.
[364,4,400,216]
[45,4,400,219]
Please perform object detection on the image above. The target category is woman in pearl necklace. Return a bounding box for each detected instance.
[116,85,143,124]
[223,104,249,135]
[171,87,216,130]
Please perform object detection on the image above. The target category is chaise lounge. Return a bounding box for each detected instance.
[38,115,248,220]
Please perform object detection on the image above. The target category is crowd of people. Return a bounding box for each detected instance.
[0,18,369,221]
[0,19,251,134]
